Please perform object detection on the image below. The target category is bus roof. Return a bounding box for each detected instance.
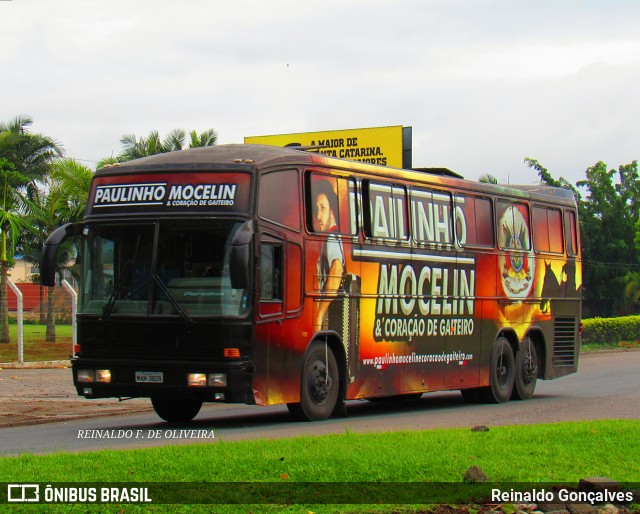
[98,144,576,205]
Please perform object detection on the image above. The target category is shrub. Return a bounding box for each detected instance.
[582,315,640,345]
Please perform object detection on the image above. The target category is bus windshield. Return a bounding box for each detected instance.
[79,221,250,318]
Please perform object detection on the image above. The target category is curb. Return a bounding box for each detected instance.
[0,360,71,369]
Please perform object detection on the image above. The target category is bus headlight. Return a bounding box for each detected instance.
[77,369,111,383]
[95,370,112,383]
[208,373,227,387]
[77,370,94,383]
[188,373,207,387]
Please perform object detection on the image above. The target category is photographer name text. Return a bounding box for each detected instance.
[77,429,215,440]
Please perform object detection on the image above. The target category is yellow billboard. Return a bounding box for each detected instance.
[245,125,406,168]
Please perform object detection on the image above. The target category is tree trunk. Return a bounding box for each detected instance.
[0,260,9,344]
[39,285,46,324]
[45,285,56,342]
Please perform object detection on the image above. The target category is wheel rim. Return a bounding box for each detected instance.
[497,350,511,389]
[308,358,333,405]
[521,351,537,384]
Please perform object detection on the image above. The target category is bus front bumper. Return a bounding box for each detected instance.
[71,358,255,404]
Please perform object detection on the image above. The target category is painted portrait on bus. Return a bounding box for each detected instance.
[307,173,361,381]
[311,178,345,332]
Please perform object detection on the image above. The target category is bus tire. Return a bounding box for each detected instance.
[512,338,538,400]
[480,337,515,403]
[296,342,339,421]
[151,397,202,423]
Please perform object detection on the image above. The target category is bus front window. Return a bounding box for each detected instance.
[79,222,250,317]
[79,224,154,315]
[155,222,249,317]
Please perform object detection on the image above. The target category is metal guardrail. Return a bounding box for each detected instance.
[7,279,24,363]
[5,277,77,364]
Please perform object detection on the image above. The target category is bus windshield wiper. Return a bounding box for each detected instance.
[102,234,142,320]
[150,272,194,324]
[102,259,135,320]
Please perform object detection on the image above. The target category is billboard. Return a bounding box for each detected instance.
[245,125,411,168]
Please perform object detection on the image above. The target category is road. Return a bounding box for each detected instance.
[0,351,638,456]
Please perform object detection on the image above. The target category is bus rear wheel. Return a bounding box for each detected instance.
[151,397,202,423]
[512,338,538,400]
[480,337,515,403]
[291,342,339,421]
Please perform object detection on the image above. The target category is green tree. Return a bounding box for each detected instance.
[0,160,31,343]
[526,158,640,317]
[0,116,63,343]
[21,177,69,341]
[188,128,218,148]
[576,161,639,316]
[478,173,498,184]
[99,127,218,167]
[623,271,640,312]
[21,159,93,340]
[524,157,579,199]
[51,158,94,222]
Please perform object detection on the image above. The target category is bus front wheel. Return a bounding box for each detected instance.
[512,338,538,400]
[151,397,202,423]
[291,342,339,421]
[480,337,515,403]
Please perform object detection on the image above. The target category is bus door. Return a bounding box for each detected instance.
[254,232,286,404]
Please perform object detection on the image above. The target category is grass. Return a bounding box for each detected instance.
[1,420,639,512]
[0,324,73,363]
[581,340,640,352]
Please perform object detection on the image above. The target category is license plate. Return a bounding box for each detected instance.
[135,371,163,384]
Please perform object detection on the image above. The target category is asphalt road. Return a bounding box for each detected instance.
[0,351,638,456]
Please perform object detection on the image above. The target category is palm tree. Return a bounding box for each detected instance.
[51,158,93,223]
[100,127,218,166]
[478,173,499,184]
[0,116,62,180]
[21,177,70,341]
[0,115,63,344]
[0,160,32,343]
[21,159,93,340]
[189,128,218,148]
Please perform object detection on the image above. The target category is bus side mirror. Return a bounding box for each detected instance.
[41,223,84,287]
[229,221,254,290]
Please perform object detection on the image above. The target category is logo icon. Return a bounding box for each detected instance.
[7,484,40,502]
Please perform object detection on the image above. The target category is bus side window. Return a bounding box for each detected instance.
[565,210,578,256]
[259,170,301,231]
[306,172,357,236]
[455,195,494,247]
[411,188,453,247]
[533,206,563,254]
[259,242,283,301]
[364,181,409,241]
[497,201,531,251]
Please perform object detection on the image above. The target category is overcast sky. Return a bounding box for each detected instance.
[2,0,639,185]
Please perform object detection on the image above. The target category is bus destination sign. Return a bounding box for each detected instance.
[87,172,251,217]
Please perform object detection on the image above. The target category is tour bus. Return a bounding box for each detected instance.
[41,144,581,422]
